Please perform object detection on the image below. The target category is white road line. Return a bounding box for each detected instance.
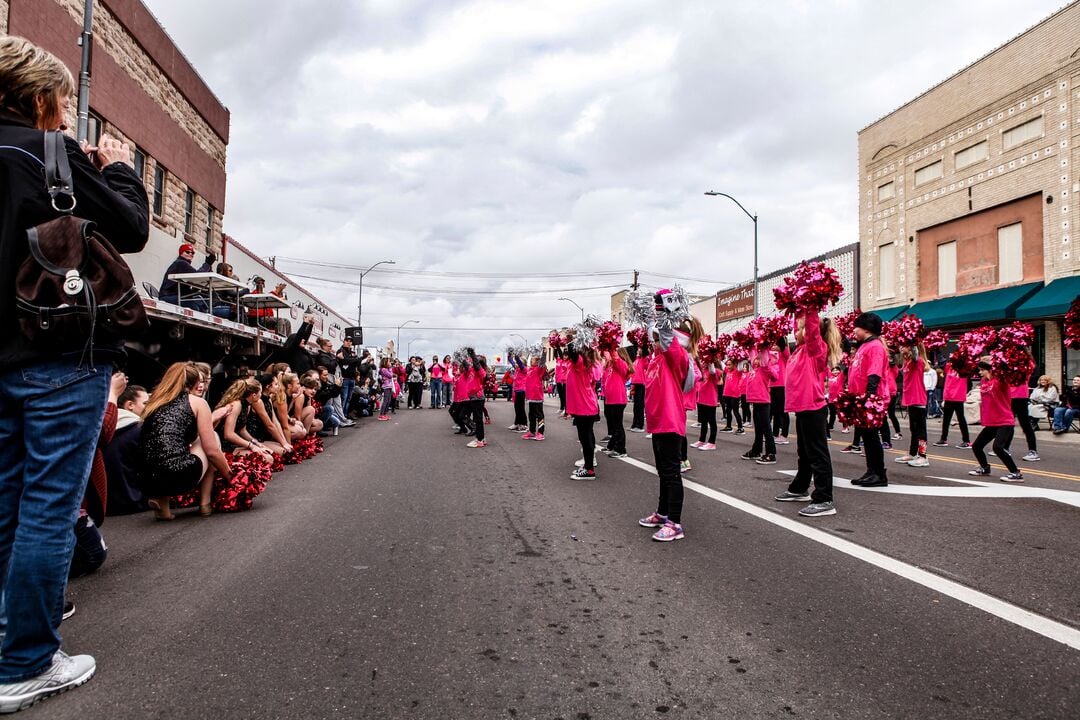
[616,455,1080,652]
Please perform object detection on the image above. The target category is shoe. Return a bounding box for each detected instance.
[570,467,596,479]
[907,456,930,468]
[799,501,836,517]
[1052,427,1067,435]
[860,475,888,487]
[332,426,339,437]
[62,599,75,621]
[840,444,858,453]
[575,457,598,467]
[987,450,996,456]
[341,420,356,427]
[892,433,903,440]
[968,467,992,476]
[880,442,892,450]
[720,426,733,433]
[0,650,96,714]
[956,442,972,449]
[514,427,527,433]
[652,521,684,542]
[600,435,612,443]
[774,491,811,502]
[733,429,746,435]
[690,441,703,449]
[690,422,701,428]
[740,451,758,461]
[638,512,668,528]
[680,460,692,472]
[198,504,213,517]
[894,454,915,463]
[1000,473,1024,483]
[697,443,716,451]
[521,432,535,440]
[147,498,174,522]
[377,415,389,421]
[629,427,645,433]
[507,424,518,430]
[645,433,653,439]
[1022,451,1040,462]
[466,440,487,448]
[608,451,627,458]
[465,430,476,437]
[755,454,776,465]
[533,433,545,441]
[775,437,790,445]
[933,440,949,447]
[841,426,850,433]
[484,418,492,425]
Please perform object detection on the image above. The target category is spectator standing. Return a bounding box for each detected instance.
[429,355,445,408]
[406,357,426,409]
[337,338,359,418]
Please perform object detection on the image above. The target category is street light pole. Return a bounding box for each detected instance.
[396,319,419,356]
[705,191,759,317]
[510,333,527,347]
[407,337,423,357]
[558,297,585,321]
[358,259,395,339]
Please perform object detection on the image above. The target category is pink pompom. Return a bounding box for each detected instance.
[773,261,844,314]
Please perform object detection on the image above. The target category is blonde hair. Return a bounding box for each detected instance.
[217,378,261,408]
[820,317,843,370]
[0,37,74,126]
[270,362,290,375]
[683,317,705,359]
[143,363,201,420]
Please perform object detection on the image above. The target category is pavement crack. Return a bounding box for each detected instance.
[503,508,542,557]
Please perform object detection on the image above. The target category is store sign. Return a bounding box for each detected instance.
[716,284,755,322]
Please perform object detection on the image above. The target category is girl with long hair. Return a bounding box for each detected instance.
[600,347,634,457]
[933,360,971,448]
[464,351,488,448]
[896,344,930,467]
[743,342,778,465]
[523,354,549,440]
[969,359,1023,482]
[216,379,274,463]
[297,376,326,435]
[679,318,705,472]
[1009,347,1040,462]
[720,358,745,434]
[692,354,720,451]
[566,344,601,478]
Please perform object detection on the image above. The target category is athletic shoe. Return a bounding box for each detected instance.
[840,444,861,454]
[968,467,991,476]
[645,433,653,439]
[574,457,598,467]
[690,441,704,449]
[894,454,915,463]
[859,475,888,487]
[880,442,892,450]
[690,422,701,428]
[62,600,75,621]
[484,418,492,425]
[956,442,972,449]
[570,467,596,479]
[892,433,903,440]
[798,501,836,517]
[638,512,668,528]
[697,443,716,451]
[600,435,611,443]
[629,427,645,433]
[521,432,535,440]
[651,521,684,542]
[1000,473,1025,483]
[720,427,733,433]
[377,415,389,421]
[932,440,950,447]
[0,651,96,714]
[907,456,930,468]
[775,437,790,445]
[507,424,519,430]
[608,451,627,458]
[533,433,545,441]
[733,428,746,435]
[513,427,527,433]
[774,491,811,502]
[755,454,776,465]
[466,440,487,448]
[841,426,851,433]
[740,451,758,461]
[1022,451,1040,462]
[987,450,996,456]
[680,460,692,472]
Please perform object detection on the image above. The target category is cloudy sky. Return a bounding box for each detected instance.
[143,0,1068,358]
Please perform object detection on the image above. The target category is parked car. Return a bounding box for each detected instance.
[489,364,512,398]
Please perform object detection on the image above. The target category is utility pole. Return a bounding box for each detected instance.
[75,0,94,143]
[632,269,639,290]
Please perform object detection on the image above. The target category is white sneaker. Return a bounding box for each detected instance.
[689,441,704,449]
[574,457,598,468]
[1022,451,1040,462]
[907,456,930,468]
[775,437,790,445]
[894,454,915,463]
[645,433,653,439]
[0,651,96,713]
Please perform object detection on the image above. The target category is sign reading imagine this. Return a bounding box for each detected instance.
[715,284,755,322]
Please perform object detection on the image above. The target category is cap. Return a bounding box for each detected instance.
[853,312,883,337]
[179,243,195,255]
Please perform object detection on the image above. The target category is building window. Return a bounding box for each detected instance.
[1002,115,1043,151]
[184,189,194,235]
[86,112,103,145]
[152,165,165,217]
[914,160,943,187]
[997,222,1023,284]
[954,140,988,170]
[937,241,956,296]
[205,206,215,244]
[877,181,895,202]
[878,242,895,299]
[133,148,145,181]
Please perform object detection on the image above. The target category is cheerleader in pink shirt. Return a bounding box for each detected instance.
[630,349,648,432]
[1009,346,1039,461]
[933,361,971,447]
[968,359,1023,481]
[692,358,720,450]
[826,364,844,437]
[742,346,778,464]
[566,346,601,479]
[895,345,929,467]
[720,360,745,434]
[555,354,571,417]
[770,340,791,444]
[601,348,633,457]
[522,355,549,440]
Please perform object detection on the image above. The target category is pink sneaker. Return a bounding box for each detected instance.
[689,441,703,449]
[521,432,535,439]
[533,433,545,441]
[652,521,685,542]
[638,512,667,528]
[697,443,716,451]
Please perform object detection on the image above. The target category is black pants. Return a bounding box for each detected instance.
[907,405,927,457]
[631,384,645,430]
[407,382,423,408]
[574,415,598,470]
[938,401,969,443]
[750,402,775,456]
[887,395,901,434]
[604,403,626,453]
[514,390,527,426]
[770,386,789,437]
[557,383,567,412]
[972,426,1019,474]
[1011,397,1036,452]
[827,403,837,430]
[861,424,886,479]
[697,404,717,443]
[449,402,471,431]
[528,402,545,435]
[741,396,751,424]
[787,408,833,503]
[651,432,684,523]
[721,397,743,430]
[470,399,486,441]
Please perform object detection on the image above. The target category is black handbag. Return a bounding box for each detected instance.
[14,131,149,349]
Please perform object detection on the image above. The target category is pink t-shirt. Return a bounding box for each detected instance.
[555,358,570,383]
[980,376,1014,427]
[901,358,927,407]
[644,339,690,436]
[770,344,790,388]
[602,357,630,405]
[745,350,777,404]
[722,368,744,398]
[943,365,968,403]
[633,356,648,384]
[827,368,844,403]
[848,339,888,397]
[452,365,469,402]
[565,356,599,417]
[429,363,444,380]
[1009,382,1030,400]
[525,365,545,402]
[884,365,898,396]
[465,367,486,400]
[785,309,827,413]
[697,364,719,407]
[513,364,527,392]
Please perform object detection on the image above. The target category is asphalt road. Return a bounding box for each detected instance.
[45,395,1080,719]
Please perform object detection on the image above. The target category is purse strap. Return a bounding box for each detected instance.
[43,130,76,213]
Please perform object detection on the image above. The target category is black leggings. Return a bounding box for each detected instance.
[449,402,471,431]
[770,386,789,437]
[1011,397,1037,452]
[557,383,567,412]
[528,402,545,435]
[861,424,886,478]
[887,394,901,434]
[938,401,970,443]
[721,397,743,430]
[750,402,775,456]
[827,402,837,430]
[604,403,626,453]
[651,432,684,523]
[470,399,486,441]
[514,391,527,426]
[972,426,1019,474]
[407,382,423,408]
[697,404,717,443]
[574,416,597,470]
[787,408,833,503]
[907,405,927,457]
[741,396,751,424]
[631,384,645,430]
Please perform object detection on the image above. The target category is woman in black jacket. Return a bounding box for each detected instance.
[0,36,148,708]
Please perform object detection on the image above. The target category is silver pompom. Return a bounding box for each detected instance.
[623,290,656,328]
[570,315,602,351]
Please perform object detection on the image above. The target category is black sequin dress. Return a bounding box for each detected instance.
[139,392,203,495]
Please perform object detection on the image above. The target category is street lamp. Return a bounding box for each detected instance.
[558,297,585,321]
[705,191,759,317]
[510,333,527,347]
[396,319,419,356]
[358,259,395,339]
[407,337,423,357]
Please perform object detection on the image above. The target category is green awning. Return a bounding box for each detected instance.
[907,281,1043,328]
[1014,276,1080,319]
[871,304,910,322]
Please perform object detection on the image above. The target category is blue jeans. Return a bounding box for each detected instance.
[0,358,109,681]
[341,379,355,417]
[429,378,443,407]
[1053,406,1079,431]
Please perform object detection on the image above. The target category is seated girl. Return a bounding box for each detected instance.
[216,378,274,464]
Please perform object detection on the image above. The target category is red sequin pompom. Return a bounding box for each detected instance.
[772,261,844,314]
[596,321,623,352]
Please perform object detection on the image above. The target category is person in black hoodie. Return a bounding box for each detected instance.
[0,36,148,708]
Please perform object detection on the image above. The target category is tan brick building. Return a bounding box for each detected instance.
[858,2,1080,382]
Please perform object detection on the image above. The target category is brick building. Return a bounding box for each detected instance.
[858,2,1080,382]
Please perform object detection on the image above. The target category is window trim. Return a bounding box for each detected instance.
[205,205,215,244]
[954,139,988,171]
[913,159,943,187]
[184,188,195,235]
[1001,114,1044,152]
[877,181,895,202]
[997,222,1024,285]
[152,165,165,218]
[132,147,146,182]
[937,241,957,296]
[878,242,896,300]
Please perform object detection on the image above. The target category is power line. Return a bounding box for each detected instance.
[282,271,628,295]
[362,326,564,331]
